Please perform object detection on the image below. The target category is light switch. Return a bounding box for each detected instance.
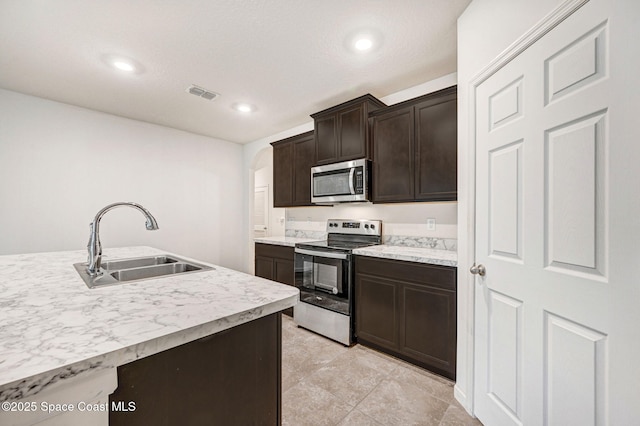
[427,218,436,231]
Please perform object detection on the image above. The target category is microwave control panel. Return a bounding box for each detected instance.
[354,168,364,194]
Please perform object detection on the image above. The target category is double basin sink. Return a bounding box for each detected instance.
[74,254,213,289]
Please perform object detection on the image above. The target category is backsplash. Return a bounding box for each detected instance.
[285,229,326,239]
[383,235,457,251]
[285,220,457,251]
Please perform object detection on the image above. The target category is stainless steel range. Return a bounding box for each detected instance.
[294,219,382,346]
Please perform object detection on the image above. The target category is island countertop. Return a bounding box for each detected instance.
[0,246,299,402]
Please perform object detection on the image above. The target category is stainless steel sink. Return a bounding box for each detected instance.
[74,254,214,289]
[100,255,177,270]
[110,263,203,282]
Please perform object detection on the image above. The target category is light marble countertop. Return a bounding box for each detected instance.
[353,245,458,267]
[255,237,458,267]
[0,246,299,402]
[254,236,322,247]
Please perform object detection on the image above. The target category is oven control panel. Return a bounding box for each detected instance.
[326,219,382,236]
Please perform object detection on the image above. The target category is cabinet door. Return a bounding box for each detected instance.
[337,104,366,160]
[400,283,456,379]
[315,114,338,165]
[414,94,457,201]
[256,243,295,317]
[274,259,294,286]
[255,256,274,280]
[274,258,294,316]
[371,107,414,202]
[272,141,293,207]
[355,273,399,350]
[292,133,315,206]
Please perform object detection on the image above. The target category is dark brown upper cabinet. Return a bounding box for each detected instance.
[271,131,315,207]
[369,86,457,203]
[312,94,386,165]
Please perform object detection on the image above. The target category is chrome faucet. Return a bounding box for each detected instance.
[86,202,159,276]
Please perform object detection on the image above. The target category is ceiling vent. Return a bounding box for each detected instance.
[186,85,219,101]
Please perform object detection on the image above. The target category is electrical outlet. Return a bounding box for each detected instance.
[427,218,436,231]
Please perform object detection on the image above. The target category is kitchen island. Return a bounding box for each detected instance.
[0,246,298,425]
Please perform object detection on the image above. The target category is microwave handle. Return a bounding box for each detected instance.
[295,248,349,260]
[349,167,355,195]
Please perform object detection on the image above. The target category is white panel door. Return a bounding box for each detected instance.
[253,185,269,238]
[473,0,640,425]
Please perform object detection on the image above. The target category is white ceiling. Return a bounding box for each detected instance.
[0,0,471,144]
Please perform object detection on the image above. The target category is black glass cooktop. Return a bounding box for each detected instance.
[296,239,379,251]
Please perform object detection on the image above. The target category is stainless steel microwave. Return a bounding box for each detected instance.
[311,158,370,204]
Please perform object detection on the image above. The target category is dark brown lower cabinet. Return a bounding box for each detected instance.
[355,256,457,380]
[255,243,295,316]
[109,313,281,426]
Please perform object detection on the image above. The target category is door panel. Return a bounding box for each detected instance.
[544,22,607,105]
[487,291,522,419]
[544,312,607,426]
[355,273,398,349]
[415,96,458,200]
[371,108,414,202]
[489,141,523,260]
[338,105,365,159]
[253,185,269,238]
[292,132,315,205]
[315,115,338,164]
[472,0,633,424]
[545,111,607,277]
[401,283,456,377]
[489,77,523,131]
[272,142,292,207]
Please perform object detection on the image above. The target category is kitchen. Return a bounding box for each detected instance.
[1,1,639,425]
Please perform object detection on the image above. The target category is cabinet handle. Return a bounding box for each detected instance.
[470,264,486,276]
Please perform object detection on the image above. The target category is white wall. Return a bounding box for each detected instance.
[0,89,245,271]
[456,0,564,414]
[241,73,459,271]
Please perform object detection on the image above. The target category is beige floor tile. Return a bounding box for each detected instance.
[337,409,385,426]
[356,378,450,426]
[392,363,456,405]
[303,350,389,406]
[439,405,484,426]
[281,315,468,426]
[282,365,306,393]
[282,343,315,372]
[348,345,403,374]
[282,381,354,426]
[285,340,350,374]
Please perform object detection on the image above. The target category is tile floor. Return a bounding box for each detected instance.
[281,315,483,426]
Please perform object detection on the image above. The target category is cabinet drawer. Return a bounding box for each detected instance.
[355,256,456,291]
[255,243,294,261]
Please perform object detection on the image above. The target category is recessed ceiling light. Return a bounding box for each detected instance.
[113,61,135,72]
[101,54,144,74]
[233,103,256,113]
[354,38,373,51]
[345,29,382,54]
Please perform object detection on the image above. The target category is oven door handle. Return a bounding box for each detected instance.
[295,248,349,260]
